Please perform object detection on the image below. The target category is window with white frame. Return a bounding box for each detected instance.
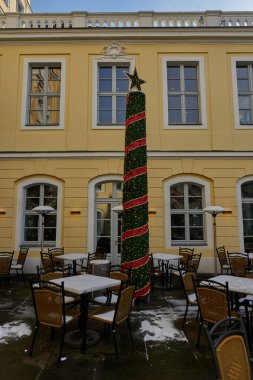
[92,58,134,129]
[163,57,207,129]
[22,183,58,246]
[169,182,205,245]
[236,63,253,125]
[22,58,66,129]
[97,63,129,125]
[241,180,253,252]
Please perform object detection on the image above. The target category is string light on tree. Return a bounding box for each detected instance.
[121,68,151,298]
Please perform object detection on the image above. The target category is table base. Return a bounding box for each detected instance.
[65,329,100,348]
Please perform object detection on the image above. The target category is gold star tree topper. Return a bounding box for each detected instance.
[125,68,146,91]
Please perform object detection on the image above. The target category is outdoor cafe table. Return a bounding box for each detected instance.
[50,274,121,351]
[55,253,87,276]
[152,253,182,263]
[211,275,253,295]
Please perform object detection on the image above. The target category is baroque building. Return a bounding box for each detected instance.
[0,8,253,272]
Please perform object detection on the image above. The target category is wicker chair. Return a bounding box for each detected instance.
[228,253,251,277]
[186,253,202,273]
[181,270,199,329]
[29,280,81,362]
[216,246,231,274]
[206,317,253,380]
[48,247,64,267]
[10,246,29,283]
[179,247,194,267]
[84,251,108,273]
[0,251,14,287]
[194,278,237,348]
[89,285,135,358]
[149,253,167,290]
[93,270,129,306]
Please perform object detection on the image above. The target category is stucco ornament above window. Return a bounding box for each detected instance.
[102,41,127,58]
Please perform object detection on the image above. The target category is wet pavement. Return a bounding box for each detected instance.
[0,276,216,380]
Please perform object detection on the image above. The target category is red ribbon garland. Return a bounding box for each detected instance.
[124,194,148,210]
[126,111,146,128]
[135,282,151,298]
[122,223,149,241]
[124,166,147,183]
[125,137,146,155]
[121,253,150,270]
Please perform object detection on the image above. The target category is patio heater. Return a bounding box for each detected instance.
[32,205,55,254]
[203,205,225,275]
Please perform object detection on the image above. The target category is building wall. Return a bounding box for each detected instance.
[0,36,253,272]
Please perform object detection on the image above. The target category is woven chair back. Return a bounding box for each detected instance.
[179,247,194,266]
[229,255,248,277]
[216,246,228,266]
[17,247,29,266]
[196,286,230,324]
[187,253,202,273]
[182,272,196,293]
[114,285,135,325]
[0,252,13,275]
[48,247,64,266]
[40,252,53,271]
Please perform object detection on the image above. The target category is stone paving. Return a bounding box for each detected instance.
[0,276,216,380]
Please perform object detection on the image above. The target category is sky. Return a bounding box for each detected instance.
[31,0,253,13]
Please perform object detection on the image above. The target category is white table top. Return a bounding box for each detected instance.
[211,275,253,295]
[55,253,87,261]
[153,253,182,261]
[89,259,110,265]
[50,274,120,295]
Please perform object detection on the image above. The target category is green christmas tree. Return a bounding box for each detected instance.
[121,68,151,297]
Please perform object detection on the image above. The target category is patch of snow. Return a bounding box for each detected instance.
[0,321,31,345]
[133,307,187,343]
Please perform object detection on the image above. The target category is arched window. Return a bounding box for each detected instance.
[240,180,253,252]
[16,178,62,248]
[165,176,211,247]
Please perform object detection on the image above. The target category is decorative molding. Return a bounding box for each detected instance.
[101,41,127,58]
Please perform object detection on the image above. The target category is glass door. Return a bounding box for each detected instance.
[95,181,122,264]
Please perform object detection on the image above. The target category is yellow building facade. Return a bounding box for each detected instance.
[1,11,253,272]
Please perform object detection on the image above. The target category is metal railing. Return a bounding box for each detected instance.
[0,10,253,29]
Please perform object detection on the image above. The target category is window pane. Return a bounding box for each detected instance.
[97,236,111,253]
[189,197,202,209]
[242,203,253,218]
[186,110,199,124]
[171,184,184,196]
[24,228,38,241]
[116,66,129,78]
[189,184,202,196]
[47,97,60,110]
[44,228,56,241]
[44,214,56,227]
[31,80,44,93]
[48,80,61,93]
[168,95,181,109]
[46,111,60,124]
[244,237,253,251]
[237,79,249,92]
[237,66,248,78]
[190,228,204,240]
[98,111,112,124]
[171,228,185,240]
[243,220,253,236]
[30,96,44,110]
[168,79,180,92]
[48,68,61,81]
[26,198,40,210]
[242,182,253,198]
[116,110,126,124]
[29,110,44,125]
[116,79,129,92]
[116,96,126,109]
[240,110,252,124]
[167,66,180,79]
[26,185,40,197]
[25,214,38,227]
[99,66,112,78]
[171,214,185,226]
[189,213,203,226]
[99,79,112,92]
[185,79,198,92]
[239,96,251,109]
[99,96,112,110]
[168,110,181,124]
[185,96,198,109]
[184,66,197,79]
